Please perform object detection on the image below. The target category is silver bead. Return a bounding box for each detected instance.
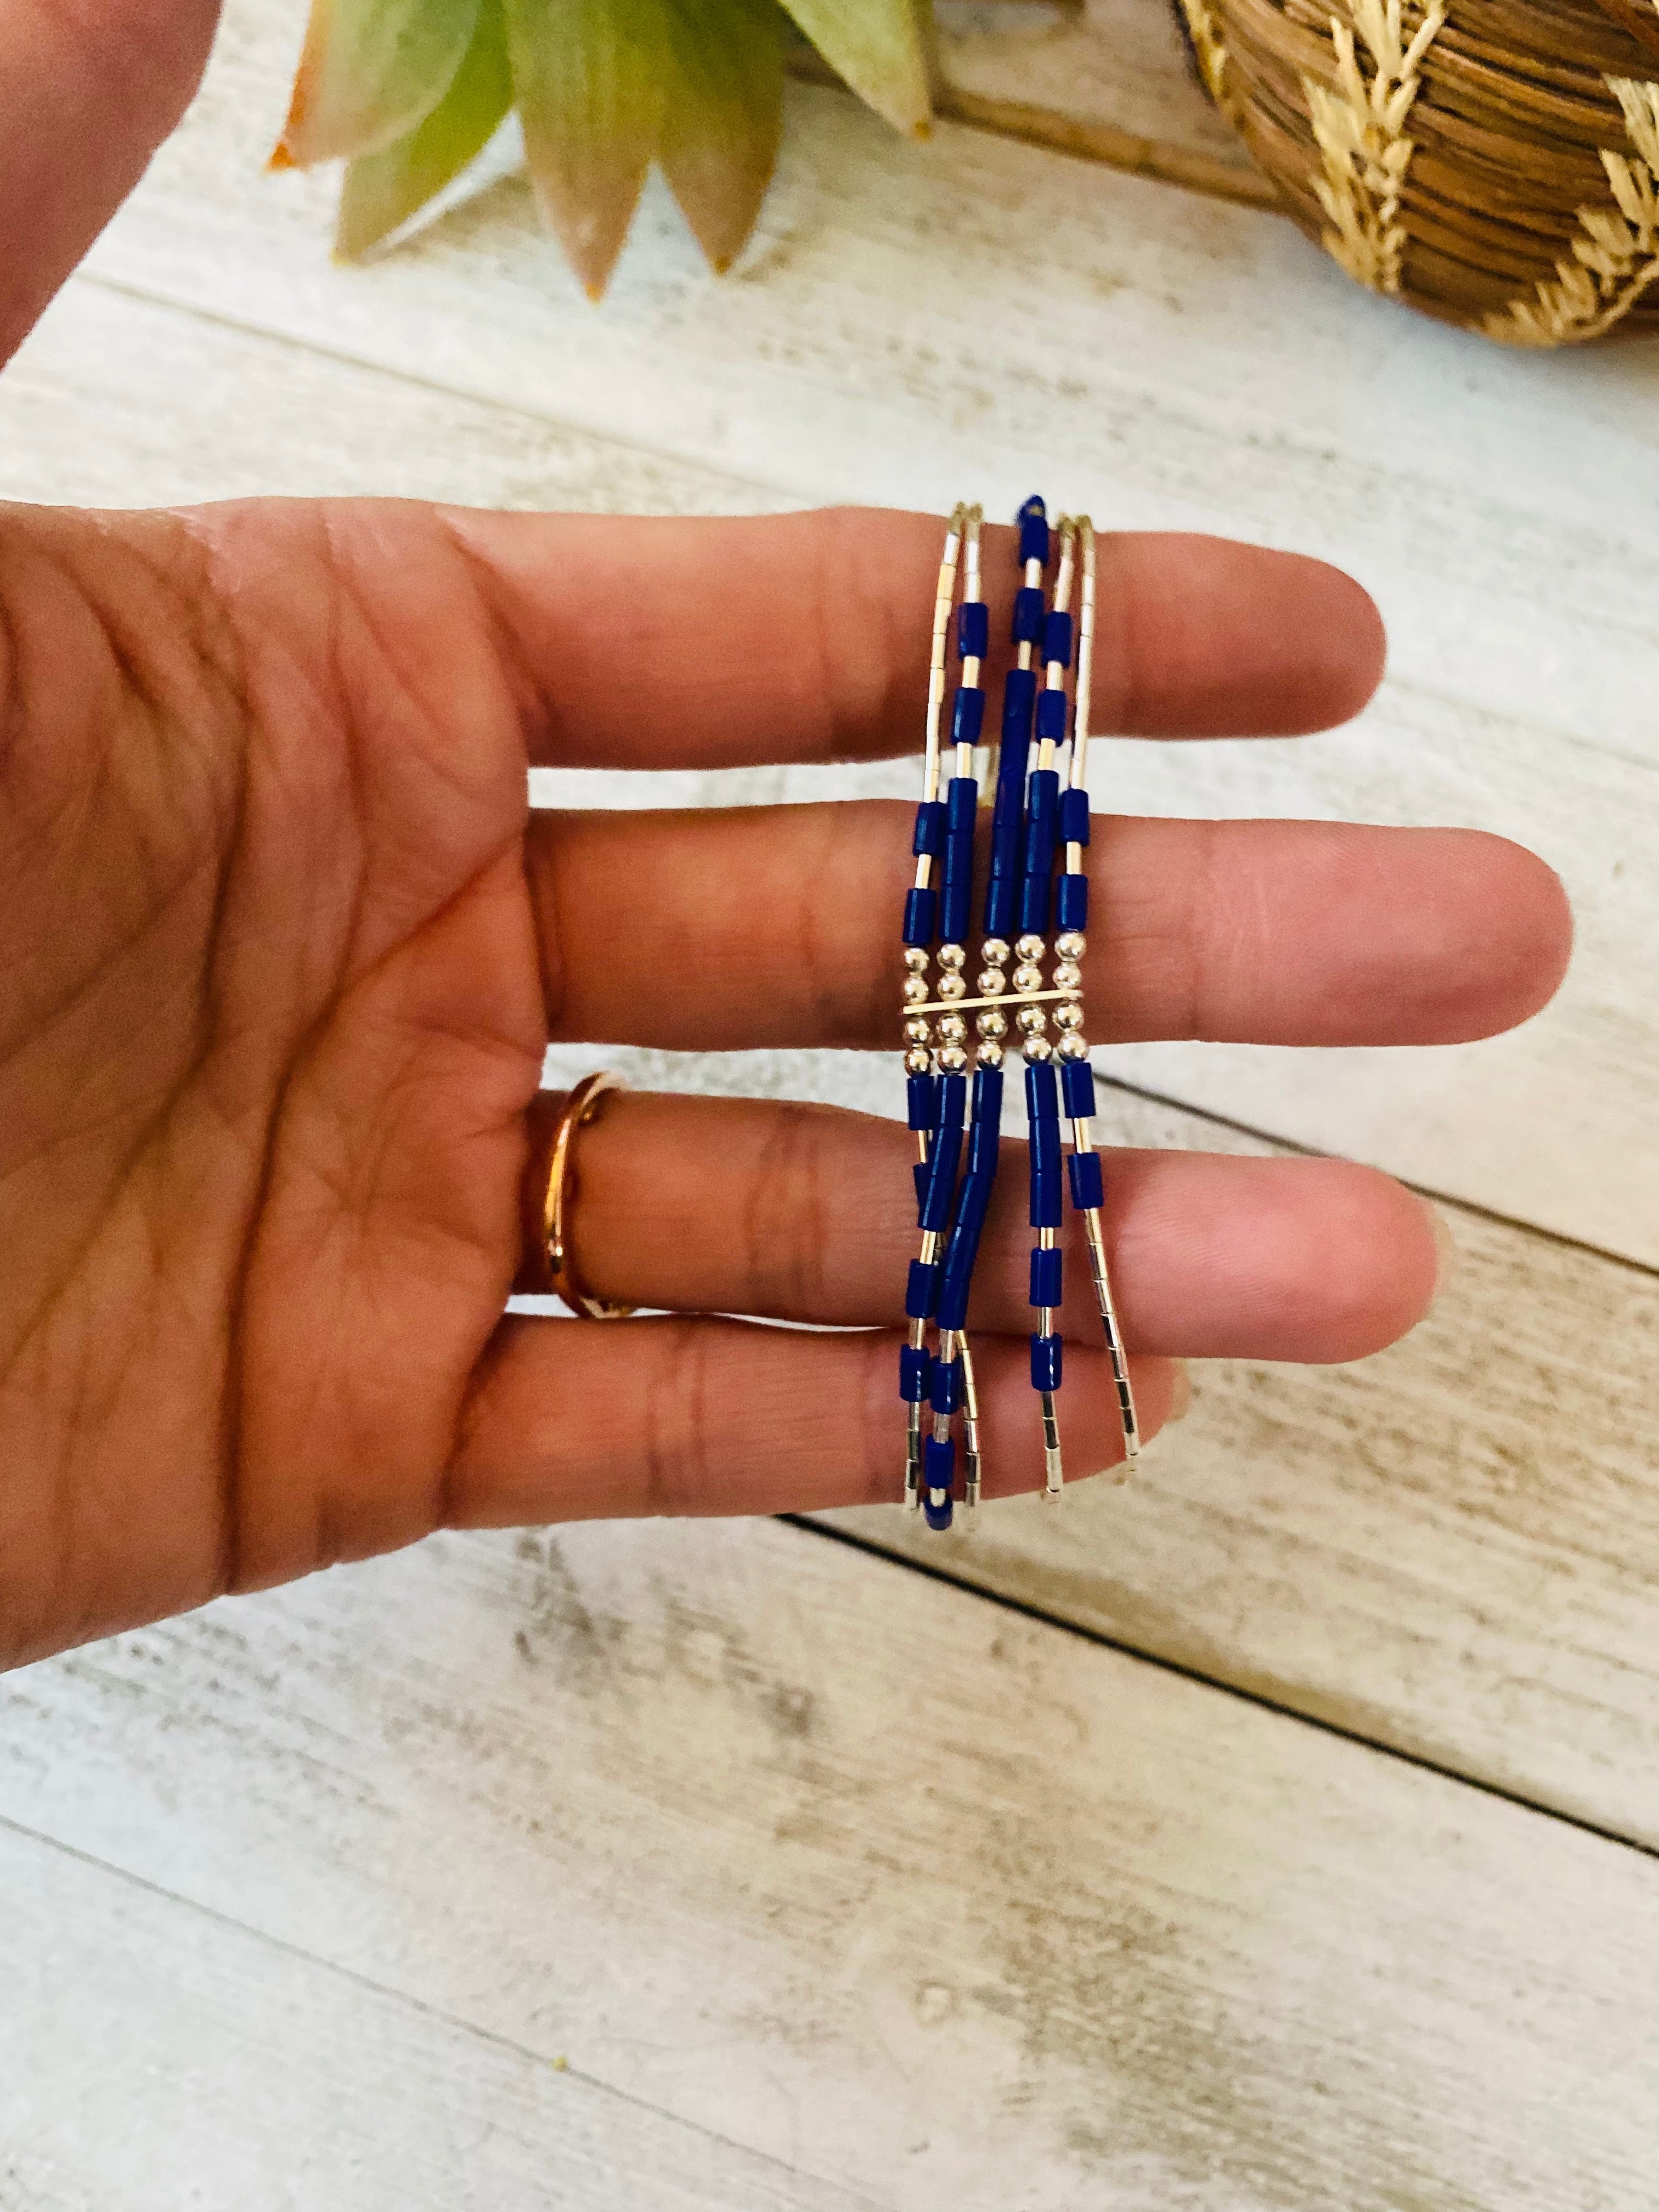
[977,968,1007,997]
[974,1040,1005,1071]
[903,945,929,974]
[981,938,1011,968]
[938,943,966,971]
[1053,960,1082,992]
[903,1016,932,1045]
[904,1045,934,1074]
[1012,962,1043,996]
[1017,1005,1048,1035]
[1056,1031,1090,1062]
[1056,931,1086,962]
[975,1008,1007,1039]
[902,975,929,1006]
[937,1013,967,1042]
[936,1043,969,1073]
[938,972,967,1001]
[1015,933,1045,963]
[1023,1034,1053,1062]
[1054,1000,1085,1031]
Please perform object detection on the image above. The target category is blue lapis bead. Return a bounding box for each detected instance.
[923,1492,954,1532]
[1042,610,1073,668]
[938,1070,969,1125]
[911,801,946,857]
[1058,788,1091,845]
[1019,872,1053,937]
[930,1359,962,1415]
[912,1159,928,1212]
[946,776,979,831]
[967,1068,1004,1173]
[1060,1059,1096,1120]
[941,862,974,949]
[905,1259,938,1320]
[902,886,936,947]
[899,1345,932,1401]
[1030,1246,1063,1308]
[957,601,990,661]
[951,688,985,748]
[1025,1058,1060,1121]
[936,1166,993,1330]
[1030,1159,1063,1231]
[1001,664,1037,738]
[1069,1150,1105,1212]
[919,1080,967,1231]
[1013,586,1045,645]
[1017,497,1049,568]
[1035,689,1069,745]
[1056,872,1089,931]
[1030,1333,1063,1391]
[907,1071,938,1131]
[985,873,1017,941]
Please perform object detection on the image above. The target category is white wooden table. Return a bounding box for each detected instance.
[3,3,1657,2204]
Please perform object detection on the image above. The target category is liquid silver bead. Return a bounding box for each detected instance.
[1054,1000,1085,1031]
[1017,1005,1048,1035]
[977,968,1007,996]
[1022,1034,1053,1062]
[1056,1031,1090,1062]
[936,1042,969,1072]
[904,1015,932,1046]
[1015,933,1045,963]
[1055,930,1086,962]
[1053,960,1082,992]
[937,1013,968,1042]
[938,943,967,971]
[902,975,928,1006]
[938,973,967,1001]
[904,945,929,974]
[974,1040,1005,1070]
[981,938,1011,967]
[975,1008,1008,1038]
[1012,962,1044,996]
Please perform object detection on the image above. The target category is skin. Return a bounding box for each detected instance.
[0,7,1573,1669]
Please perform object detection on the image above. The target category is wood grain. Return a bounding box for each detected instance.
[53,0,1659,1263]
[4,1516,1658,2210]
[0,1822,877,2212]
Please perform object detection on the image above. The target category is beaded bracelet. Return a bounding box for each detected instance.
[898,499,1139,1529]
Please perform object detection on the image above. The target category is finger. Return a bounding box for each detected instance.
[439,506,1385,766]
[448,1316,1180,1525]
[517,1091,1441,1365]
[529,805,1572,1049]
[0,0,220,366]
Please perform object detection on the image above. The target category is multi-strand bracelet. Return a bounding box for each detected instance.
[898,499,1139,1530]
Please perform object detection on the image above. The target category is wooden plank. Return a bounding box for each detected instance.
[0,1822,875,2212]
[50,0,1659,1263]
[7,285,1656,1843]
[3,1517,1658,2208]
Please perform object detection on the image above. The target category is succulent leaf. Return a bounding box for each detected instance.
[276,0,482,167]
[777,0,930,136]
[659,0,784,273]
[506,0,669,299]
[336,0,513,256]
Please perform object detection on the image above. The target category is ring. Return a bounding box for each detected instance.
[517,1073,637,1319]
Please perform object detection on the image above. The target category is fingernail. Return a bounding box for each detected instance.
[1429,1204,1458,1296]
[1166,1359,1192,1424]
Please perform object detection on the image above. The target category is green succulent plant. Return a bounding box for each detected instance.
[274,0,934,295]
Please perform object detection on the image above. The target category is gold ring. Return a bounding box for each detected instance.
[518,1074,637,1319]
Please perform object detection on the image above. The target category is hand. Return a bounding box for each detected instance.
[0,10,1571,1669]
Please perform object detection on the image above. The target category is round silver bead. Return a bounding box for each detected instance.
[1053,960,1082,992]
[938,972,967,1001]
[1015,933,1045,963]
[937,1013,967,1042]
[975,1008,1007,1039]
[1055,930,1086,962]
[938,943,966,972]
[1022,1034,1053,1062]
[1012,962,1044,996]
[902,975,928,1006]
[1054,1000,1085,1031]
[981,938,1011,968]
[1056,1031,1090,1062]
[1017,1005,1048,1035]
[903,1015,932,1046]
[974,1040,1005,1071]
[936,1042,969,1073]
[904,1045,934,1074]
[903,945,929,975]
[977,968,1007,997]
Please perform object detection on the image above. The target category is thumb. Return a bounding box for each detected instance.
[0,0,223,368]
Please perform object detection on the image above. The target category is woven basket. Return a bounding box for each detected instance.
[1174,0,1659,342]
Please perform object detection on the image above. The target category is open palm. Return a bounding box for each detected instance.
[0,2,1570,1669]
